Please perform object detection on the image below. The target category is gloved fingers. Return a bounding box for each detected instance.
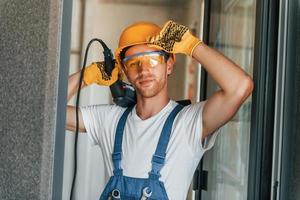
[96,62,119,86]
[147,20,172,42]
[95,62,111,81]
[149,20,202,56]
[159,20,173,35]
[146,44,166,52]
[161,20,189,42]
[83,62,99,85]
[83,61,119,86]
[146,20,189,53]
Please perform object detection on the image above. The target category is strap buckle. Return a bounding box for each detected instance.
[152,154,165,164]
[112,152,122,161]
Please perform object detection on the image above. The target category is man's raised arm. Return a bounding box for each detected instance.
[192,43,254,140]
[147,20,254,141]
[65,61,119,132]
[66,70,87,132]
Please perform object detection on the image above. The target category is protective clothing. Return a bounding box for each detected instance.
[83,62,119,86]
[147,20,202,56]
[99,104,184,200]
[122,51,167,72]
[115,22,175,68]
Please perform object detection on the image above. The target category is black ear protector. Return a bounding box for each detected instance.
[70,38,136,200]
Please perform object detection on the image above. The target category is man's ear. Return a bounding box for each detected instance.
[166,57,174,75]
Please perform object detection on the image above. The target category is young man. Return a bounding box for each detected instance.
[66,21,254,199]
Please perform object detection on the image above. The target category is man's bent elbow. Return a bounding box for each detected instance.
[236,76,254,102]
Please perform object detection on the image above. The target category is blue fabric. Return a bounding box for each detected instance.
[99,104,184,200]
[150,105,184,177]
[99,176,169,199]
[112,106,134,172]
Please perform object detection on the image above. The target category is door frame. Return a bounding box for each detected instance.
[247,0,279,199]
[197,0,280,199]
[52,0,73,199]
[273,0,300,199]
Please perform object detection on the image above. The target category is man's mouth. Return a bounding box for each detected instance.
[138,78,154,86]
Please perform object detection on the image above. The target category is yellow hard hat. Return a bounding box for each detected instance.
[115,21,175,67]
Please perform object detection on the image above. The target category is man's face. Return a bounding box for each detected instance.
[122,44,173,98]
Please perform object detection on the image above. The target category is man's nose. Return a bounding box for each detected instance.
[137,60,151,72]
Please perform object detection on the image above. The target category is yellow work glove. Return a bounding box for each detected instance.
[147,20,202,56]
[83,61,119,86]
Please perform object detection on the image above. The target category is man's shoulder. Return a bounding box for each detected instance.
[176,100,207,117]
[176,100,206,108]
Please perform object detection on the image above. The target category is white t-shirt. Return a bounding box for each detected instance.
[80,100,220,200]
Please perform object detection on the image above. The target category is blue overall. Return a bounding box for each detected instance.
[99,104,184,200]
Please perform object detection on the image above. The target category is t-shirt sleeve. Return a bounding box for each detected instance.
[180,100,221,156]
[80,104,123,146]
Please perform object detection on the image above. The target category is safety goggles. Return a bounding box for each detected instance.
[122,51,167,71]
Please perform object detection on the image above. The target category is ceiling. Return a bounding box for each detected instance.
[98,0,189,6]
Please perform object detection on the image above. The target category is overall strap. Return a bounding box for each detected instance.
[112,106,134,175]
[149,104,184,179]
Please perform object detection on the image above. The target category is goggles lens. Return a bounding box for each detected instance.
[122,51,166,71]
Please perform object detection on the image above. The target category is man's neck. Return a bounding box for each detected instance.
[135,93,170,120]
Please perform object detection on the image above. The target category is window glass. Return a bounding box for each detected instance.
[202,0,256,199]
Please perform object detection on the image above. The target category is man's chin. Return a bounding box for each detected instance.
[137,89,157,98]
[136,86,159,98]
[134,80,166,98]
